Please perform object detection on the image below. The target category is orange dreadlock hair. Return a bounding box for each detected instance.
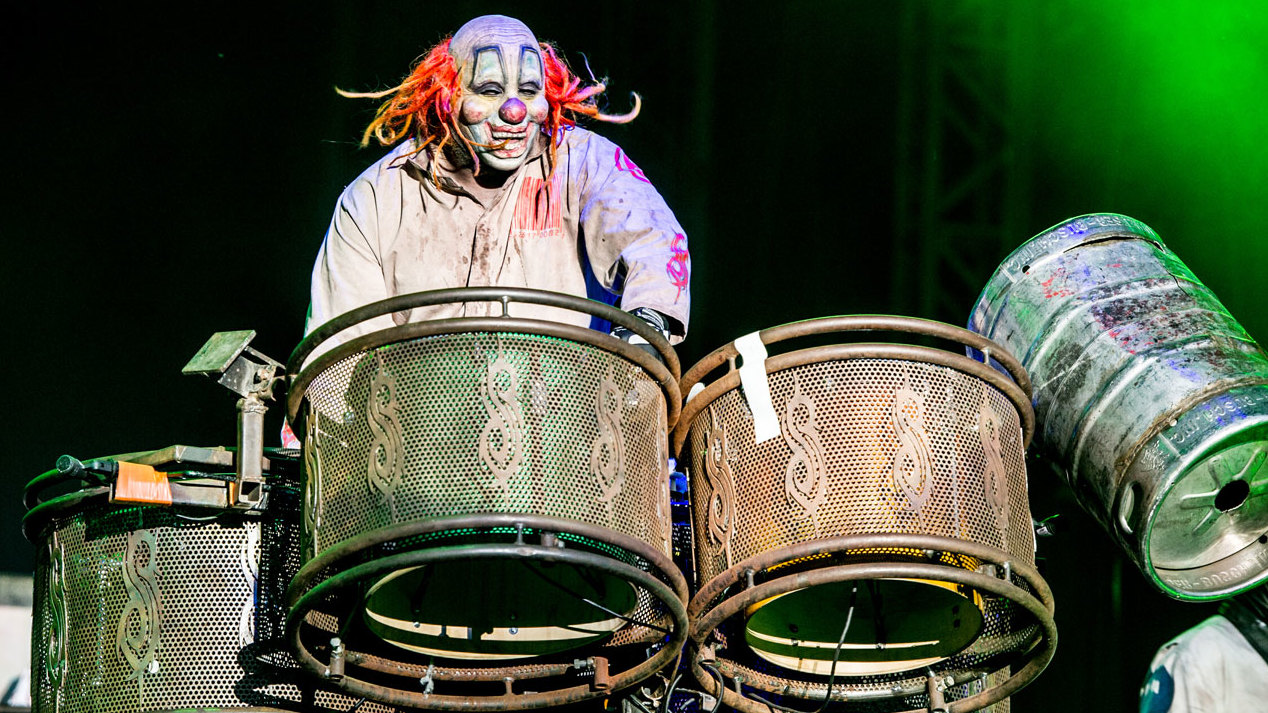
[338,37,640,176]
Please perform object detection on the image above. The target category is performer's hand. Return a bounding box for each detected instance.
[610,307,670,364]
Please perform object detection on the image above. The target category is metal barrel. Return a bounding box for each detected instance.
[284,288,687,711]
[970,213,1268,600]
[672,316,1055,713]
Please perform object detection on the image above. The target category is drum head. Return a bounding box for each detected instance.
[743,578,984,676]
[363,558,639,660]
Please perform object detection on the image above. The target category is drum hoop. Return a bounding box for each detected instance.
[23,455,300,543]
[687,533,1056,713]
[284,515,689,710]
[287,317,681,431]
[677,315,1032,403]
[289,287,681,384]
[288,512,688,606]
[671,342,1035,455]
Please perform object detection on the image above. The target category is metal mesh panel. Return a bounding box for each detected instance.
[28,484,400,713]
[687,359,1034,584]
[683,357,1041,707]
[293,331,679,686]
[301,333,671,558]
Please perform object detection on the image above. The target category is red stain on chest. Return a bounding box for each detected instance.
[510,176,563,240]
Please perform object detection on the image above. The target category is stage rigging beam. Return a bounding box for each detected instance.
[892,1,1038,324]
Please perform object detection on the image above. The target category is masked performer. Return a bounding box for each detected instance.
[306,14,690,355]
[1138,586,1268,712]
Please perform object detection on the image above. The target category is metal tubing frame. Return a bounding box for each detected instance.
[287,287,681,420]
[677,316,1031,399]
[285,513,689,711]
[672,342,1034,455]
[289,317,681,431]
[687,533,1056,713]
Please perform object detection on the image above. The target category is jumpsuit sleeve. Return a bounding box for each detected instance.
[574,133,691,343]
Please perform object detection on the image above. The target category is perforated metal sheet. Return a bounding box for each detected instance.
[300,333,672,559]
[295,332,678,666]
[682,357,1042,708]
[686,359,1034,584]
[29,484,398,713]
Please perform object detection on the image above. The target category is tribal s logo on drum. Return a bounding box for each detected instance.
[117,529,161,681]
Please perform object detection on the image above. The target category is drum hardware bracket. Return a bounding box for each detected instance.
[420,661,436,695]
[182,330,286,509]
[591,657,611,691]
[325,636,346,680]
[924,669,950,713]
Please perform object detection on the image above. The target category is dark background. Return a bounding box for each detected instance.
[7,2,1267,711]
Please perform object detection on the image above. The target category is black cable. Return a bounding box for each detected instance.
[703,661,726,713]
[522,560,673,635]
[735,583,859,713]
[660,674,683,713]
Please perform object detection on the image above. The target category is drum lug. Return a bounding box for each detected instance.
[592,656,610,691]
[924,669,949,713]
[325,636,346,680]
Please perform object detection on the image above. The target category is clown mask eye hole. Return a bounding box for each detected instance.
[519,82,541,96]
[475,82,504,96]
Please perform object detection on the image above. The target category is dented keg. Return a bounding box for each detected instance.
[971,213,1268,600]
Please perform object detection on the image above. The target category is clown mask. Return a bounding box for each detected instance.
[449,16,551,174]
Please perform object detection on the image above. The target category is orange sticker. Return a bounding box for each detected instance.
[114,461,173,505]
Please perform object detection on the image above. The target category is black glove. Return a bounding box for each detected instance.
[610,307,671,363]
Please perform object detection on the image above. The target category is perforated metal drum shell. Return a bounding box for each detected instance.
[27,478,392,713]
[676,328,1053,711]
[684,358,1035,585]
[291,328,680,690]
[971,213,1268,600]
[297,332,673,571]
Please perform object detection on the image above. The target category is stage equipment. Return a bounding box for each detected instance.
[971,213,1268,601]
[674,317,1056,713]
[24,445,395,713]
[285,288,688,710]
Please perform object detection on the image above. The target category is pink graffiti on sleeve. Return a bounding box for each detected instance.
[281,421,300,449]
[614,147,651,183]
[667,233,690,302]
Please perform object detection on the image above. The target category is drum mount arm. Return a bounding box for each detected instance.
[183,330,286,508]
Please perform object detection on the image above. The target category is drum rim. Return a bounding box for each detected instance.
[671,341,1035,455]
[288,316,681,432]
[687,532,1057,713]
[22,448,300,542]
[678,315,1032,399]
[283,512,689,710]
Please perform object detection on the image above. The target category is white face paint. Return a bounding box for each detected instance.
[449,16,550,174]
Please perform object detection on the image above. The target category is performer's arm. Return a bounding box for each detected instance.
[575,134,691,343]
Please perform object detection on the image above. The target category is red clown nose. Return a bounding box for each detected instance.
[499,97,527,123]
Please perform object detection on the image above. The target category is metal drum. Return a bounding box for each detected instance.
[673,317,1056,713]
[971,213,1268,601]
[286,288,688,710]
[23,445,388,713]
